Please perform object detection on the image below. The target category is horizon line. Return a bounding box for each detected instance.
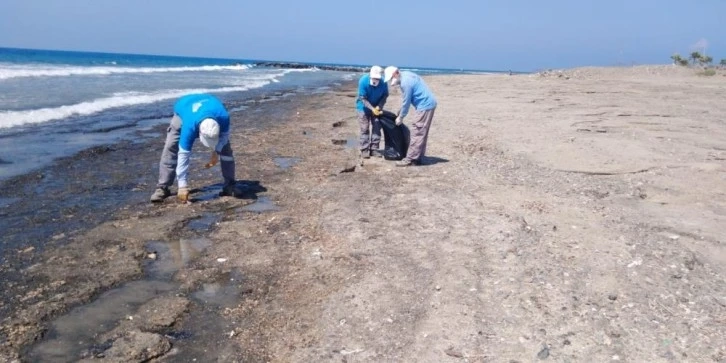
[0,45,516,74]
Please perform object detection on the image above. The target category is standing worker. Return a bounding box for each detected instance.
[384,66,437,166]
[356,65,389,158]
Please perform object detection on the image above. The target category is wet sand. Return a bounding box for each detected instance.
[1,66,726,362]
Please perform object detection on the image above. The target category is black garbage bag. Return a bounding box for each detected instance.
[378,111,410,160]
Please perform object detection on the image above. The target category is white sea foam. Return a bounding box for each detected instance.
[0,80,271,129]
[0,63,252,80]
[281,68,319,74]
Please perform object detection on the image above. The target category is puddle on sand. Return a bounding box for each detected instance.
[162,270,249,360]
[26,280,176,362]
[27,237,213,361]
[189,184,224,202]
[187,213,220,232]
[192,269,247,308]
[163,307,243,361]
[240,196,280,213]
[145,238,212,279]
[273,157,301,170]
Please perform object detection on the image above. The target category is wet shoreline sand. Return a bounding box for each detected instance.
[2,66,726,361]
[0,83,360,360]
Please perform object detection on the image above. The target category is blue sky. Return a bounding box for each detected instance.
[0,0,723,71]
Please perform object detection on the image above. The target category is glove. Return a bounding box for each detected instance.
[395,116,403,126]
[177,187,190,203]
[372,106,382,116]
[204,151,219,168]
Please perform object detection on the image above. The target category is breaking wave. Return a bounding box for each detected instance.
[0,63,252,80]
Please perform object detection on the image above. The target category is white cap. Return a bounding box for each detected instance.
[199,118,220,148]
[384,66,398,83]
[369,65,383,79]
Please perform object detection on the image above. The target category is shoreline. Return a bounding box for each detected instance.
[0,81,359,360]
[0,84,351,258]
[0,79,349,183]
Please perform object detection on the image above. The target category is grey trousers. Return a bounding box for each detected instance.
[405,108,436,162]
[157,115,235,189]
[357,112,381,152]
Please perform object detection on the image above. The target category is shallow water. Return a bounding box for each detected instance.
[192,269,247,308]
[26,236,214,361]
[240,196,280,213]
[187,213,220,232]
[145,237,213,279]
[0,124,164,181]
[189,184,224,202]
[26,280,176,362]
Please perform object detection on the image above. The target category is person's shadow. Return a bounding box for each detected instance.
[417,156,449,166]
[189,180,267,202]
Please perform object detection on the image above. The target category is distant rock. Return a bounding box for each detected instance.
[251,62,367,73]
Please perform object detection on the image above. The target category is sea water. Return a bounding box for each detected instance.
[0,47,357,180]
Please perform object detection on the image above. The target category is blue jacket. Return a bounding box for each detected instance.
[174,94,230,188]
[175,94,230,151]
[398,71,437,120]
[356,74,388,115]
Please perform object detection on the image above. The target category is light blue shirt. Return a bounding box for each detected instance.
[398,71,437,120]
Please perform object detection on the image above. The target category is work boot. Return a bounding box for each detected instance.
[360,150,370,159]
[221,182,244,198]
[370,149,384,158]
[150,187,170,203]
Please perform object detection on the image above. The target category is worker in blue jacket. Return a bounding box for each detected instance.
[356,65,388,158]
[150,93,242,203]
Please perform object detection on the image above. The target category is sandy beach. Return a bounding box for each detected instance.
[1,65,725,362]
